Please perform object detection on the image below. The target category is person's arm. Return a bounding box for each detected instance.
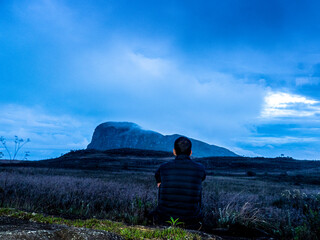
[155,166,161,187]
[202,167,206,181]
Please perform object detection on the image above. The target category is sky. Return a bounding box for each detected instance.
[1,0,320,160]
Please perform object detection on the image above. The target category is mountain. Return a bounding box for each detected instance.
[87,122,237,157]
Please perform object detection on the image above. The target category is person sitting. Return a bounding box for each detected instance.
[149,136,206,229]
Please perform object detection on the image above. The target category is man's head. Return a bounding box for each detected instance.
[173,136,192,156]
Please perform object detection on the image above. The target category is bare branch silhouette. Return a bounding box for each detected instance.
[0,136,30,160]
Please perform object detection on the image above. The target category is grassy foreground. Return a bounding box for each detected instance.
[0,208,206,240]
[2,167,320,239]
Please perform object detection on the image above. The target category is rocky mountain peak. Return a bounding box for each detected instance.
[87,121,238,157]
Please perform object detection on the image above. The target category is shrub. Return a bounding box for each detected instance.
[294,208,320,240]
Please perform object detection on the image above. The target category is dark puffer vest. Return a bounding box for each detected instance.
[155,155,206,222]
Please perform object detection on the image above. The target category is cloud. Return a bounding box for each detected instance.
[238,90,320,159]
[229,147,263,158]
[295,77,320,86]
[241,136,318,146]
[68,40,267,150]
[261,91,320,118]
[2,0,320,160]
[128,52,171,77]
[1,0,269,159]
[0,104,95,160]
[13,0,81,42]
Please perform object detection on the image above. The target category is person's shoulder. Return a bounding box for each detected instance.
[159,159,174,169]
[190,160,206,170]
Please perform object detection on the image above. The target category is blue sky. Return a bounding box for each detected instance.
[1,0,320,160]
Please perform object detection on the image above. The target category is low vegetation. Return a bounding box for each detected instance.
[0,208,202,240]
[0,165,320,239]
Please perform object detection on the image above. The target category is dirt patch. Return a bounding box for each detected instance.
[0,216,124,240]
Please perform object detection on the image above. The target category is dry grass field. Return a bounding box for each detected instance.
[0,149,320,239]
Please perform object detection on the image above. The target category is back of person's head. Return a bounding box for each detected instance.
[174,136,192,155]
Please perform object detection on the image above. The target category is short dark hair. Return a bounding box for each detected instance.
[174,136,192,155]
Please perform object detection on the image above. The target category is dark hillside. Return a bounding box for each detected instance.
[2,149,320,178]
[0,149,172,170]
[63,148,173,158]
[198,156,320,172]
